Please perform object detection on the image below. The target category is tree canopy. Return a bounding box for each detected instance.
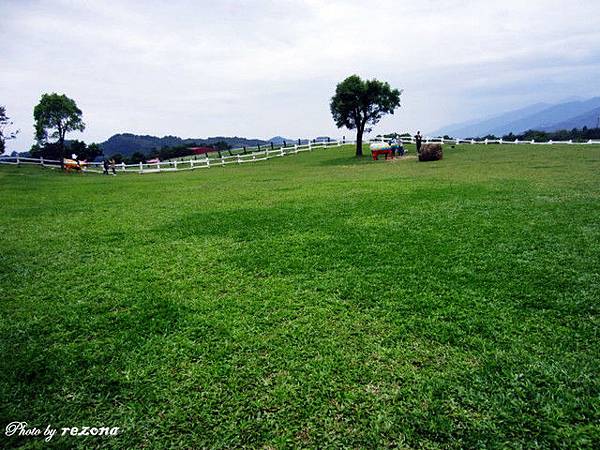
[330,75,402,156]
[33,93,85,161]
[0,105,19,155]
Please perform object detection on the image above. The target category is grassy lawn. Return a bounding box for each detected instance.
[1,144,599,448]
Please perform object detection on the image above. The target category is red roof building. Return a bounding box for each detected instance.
[188,147,214,155]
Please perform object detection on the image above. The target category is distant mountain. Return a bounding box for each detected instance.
[100,133,268,157]
[269,136,293,145]
[429,97,600,138]
[431,103,550,138]
[268,136,313,145]
[488,97,600,136]
[539,106,600,131]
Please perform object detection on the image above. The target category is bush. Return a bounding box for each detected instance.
[419,143,443,162]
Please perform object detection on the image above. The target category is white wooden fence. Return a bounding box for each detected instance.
[0,140,346,174]
[1,136,599,174]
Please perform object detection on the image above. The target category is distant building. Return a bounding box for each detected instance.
[188,146,214,155]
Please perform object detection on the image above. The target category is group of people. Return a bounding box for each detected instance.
[103,158,117,175]
[383,131,423,158]
[389,137,405,157]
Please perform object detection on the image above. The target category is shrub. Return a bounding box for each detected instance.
[419,143,443,162]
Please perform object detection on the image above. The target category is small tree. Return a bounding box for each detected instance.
[330,75,402,157]
[85,143,103,161]
[130,152,146,164]
[110,153,123,164]
[33,93,85,166]
[67,139,87,157]
[0,106,19,155]
[64,140,102,161]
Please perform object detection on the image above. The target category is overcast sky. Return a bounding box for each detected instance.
[2,0,600,152]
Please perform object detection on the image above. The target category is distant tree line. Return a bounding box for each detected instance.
[106,141,233,164]
[30,140,102,161]
[469,126,600,142]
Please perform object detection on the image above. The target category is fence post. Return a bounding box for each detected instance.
[568,139,572,144]
[237,155,241,164]
[308,141,312,151]
[40,157,44,167]
[174,160,178,170]
[16,155,20,165]
[139,161,143,173]
[484,138,488,145]
[294,144,298,153]
[455,138,460,145]
[531,139,535,144]
[280,147,284,156]
[499,138,503,144]
[221,155,225,165]
[190,159,194,170]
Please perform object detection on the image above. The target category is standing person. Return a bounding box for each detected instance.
[415,131,423,154]
[103,159,109,175]
[109,158,116,176]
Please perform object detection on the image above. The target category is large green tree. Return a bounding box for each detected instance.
[330,75,402,157]
[0,105,19,155]
[33,93,85,164]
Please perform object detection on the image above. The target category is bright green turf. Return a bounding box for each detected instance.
[1,144,599,449]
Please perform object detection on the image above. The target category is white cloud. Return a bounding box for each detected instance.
[1,0,599,152]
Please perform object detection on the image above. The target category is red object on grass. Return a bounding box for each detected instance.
[189,147,214,155]
[371,149,393,160]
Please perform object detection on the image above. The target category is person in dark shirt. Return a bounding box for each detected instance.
[415,131,423,154]
[103,159,109,175]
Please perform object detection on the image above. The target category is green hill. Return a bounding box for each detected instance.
[100,133,269,157]
[1,144,598,448]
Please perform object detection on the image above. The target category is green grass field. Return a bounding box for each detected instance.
[1,144,599,448]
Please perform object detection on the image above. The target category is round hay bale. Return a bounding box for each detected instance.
[418,143,443,162]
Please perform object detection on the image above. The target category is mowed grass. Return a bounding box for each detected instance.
[0,144,599,449]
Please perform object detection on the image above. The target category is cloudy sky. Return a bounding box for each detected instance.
[1,0,600,152]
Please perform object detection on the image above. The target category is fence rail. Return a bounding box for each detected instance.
[1,136,599,174]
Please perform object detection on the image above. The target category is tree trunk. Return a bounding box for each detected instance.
[59,136,65,171]
[58,124,65,171]
[356,127,364,157]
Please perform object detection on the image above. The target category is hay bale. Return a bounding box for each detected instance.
[418,143,443,162]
